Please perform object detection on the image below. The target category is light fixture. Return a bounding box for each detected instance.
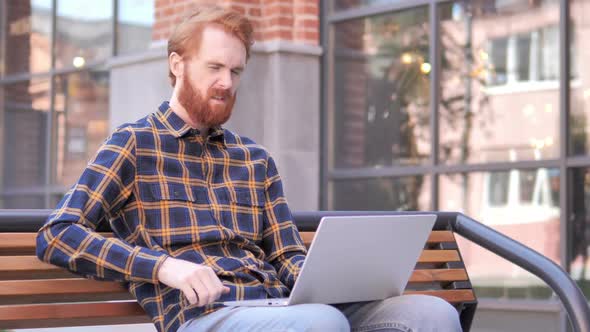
[420,62,431,74]
[401,52,413,64]
[73,56,85,68]
[479,50,489,61]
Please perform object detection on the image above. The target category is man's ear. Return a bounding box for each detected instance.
[169,52,184,81]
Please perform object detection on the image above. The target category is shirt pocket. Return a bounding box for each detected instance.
[138,182,213,247]
[226,188,266,243]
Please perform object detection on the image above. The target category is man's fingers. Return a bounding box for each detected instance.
[182,286,197,305]
[201,268,225,302]
[202,275,223,303]
[222,286,230,294]
[191,278,210,307]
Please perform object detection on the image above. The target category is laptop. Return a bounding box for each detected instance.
[223,214,436,307]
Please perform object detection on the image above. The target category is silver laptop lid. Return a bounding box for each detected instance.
[289,214,436,305]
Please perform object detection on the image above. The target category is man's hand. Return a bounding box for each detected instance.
[157,257,230,306]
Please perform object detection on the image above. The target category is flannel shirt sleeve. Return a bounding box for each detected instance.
[35,127,168,283]
[261,156,307,289]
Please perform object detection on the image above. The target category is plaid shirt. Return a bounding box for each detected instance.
[36,101,307,332]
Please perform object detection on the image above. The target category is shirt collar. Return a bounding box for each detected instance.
[157,101,226,145]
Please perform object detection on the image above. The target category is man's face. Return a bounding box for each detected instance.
[177,25,246,128]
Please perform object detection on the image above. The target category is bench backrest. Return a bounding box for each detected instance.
[0,217,477,331]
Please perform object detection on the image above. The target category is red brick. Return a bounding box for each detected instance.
[261,0,291,5]
[230,5,247,14]
[262,29,293,41]
[294,30,318,41]
[249,7,262,16]
[262,4,292,16]
[294,4,318,15]
[296,18,318,29]
[267,16,293,27]
[230,0,260,4]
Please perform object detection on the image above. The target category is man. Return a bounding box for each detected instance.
[37,6,461,332]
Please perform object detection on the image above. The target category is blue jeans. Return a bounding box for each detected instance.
[177,294,462,332]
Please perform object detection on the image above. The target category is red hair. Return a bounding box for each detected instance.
[167,6,254,87]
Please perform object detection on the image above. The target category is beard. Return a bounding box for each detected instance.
[177,72,236,129]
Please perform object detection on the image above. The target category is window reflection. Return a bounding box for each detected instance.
[330,176,430,211]
[3,0,52,75]
[52,70,109,187]
[570,0,590,156]
[117,0,155,55]
[333,0,397,12]
[332,7,431,169]
[570,168,590,294]
[0,79,50,207]
[438,0,560,164]
[55,0,113,69]
[440,169,560,299]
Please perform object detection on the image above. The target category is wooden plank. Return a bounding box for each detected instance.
[0,279,133,305]
[299,231,454,248]
[0,279,127,297]
[0,256,74,280]
[427,231,454,243]
[2,231,454,253]
[404,289,476,303]
[418,250,460,263]
[408,269,468,283]
[0,301,150,329]
[300,232,315,247]
[0,233,114,255]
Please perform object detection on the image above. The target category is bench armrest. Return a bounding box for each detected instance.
[453,213,590,332]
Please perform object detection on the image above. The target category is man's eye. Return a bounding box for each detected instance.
[231,70,241,76]
[209,66,220,70]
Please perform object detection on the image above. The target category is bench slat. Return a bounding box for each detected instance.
[1,231,455,255]
[0,278,128,298]
[0,250,462,282]
[0,256,468,284]
[404,289,476,303]
[0,301,149,329]
[0,233,114,255]
[418,250,460,263]
[409,269,468,283]
[0,256,75,280]
[299,231,454,248]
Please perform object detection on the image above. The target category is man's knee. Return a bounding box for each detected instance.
[294,304,350,331]
[384,295,461,330]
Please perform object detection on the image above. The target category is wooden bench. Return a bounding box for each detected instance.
[0,210,477,331]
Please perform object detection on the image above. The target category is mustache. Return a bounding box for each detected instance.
[207,88,232,99]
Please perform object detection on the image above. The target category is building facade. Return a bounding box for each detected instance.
[1,0,590,331]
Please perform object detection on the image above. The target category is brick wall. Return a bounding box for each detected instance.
[153,0,319,45]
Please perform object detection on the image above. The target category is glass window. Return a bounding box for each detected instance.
[488,171,510,206]
[331,7,430,169]
[438,0,560,164]
[55,0,113,69]
[0,194,46,209]
[330,176,430,211]
[117,0,155,55]
[2,0,52,75]
[519,169,537,203]
[52,70,110,188]
[440,169,560,299]
[570,0,590,155]
[332,0,395,12]
[569,168,590,296]
[1,79,50,195]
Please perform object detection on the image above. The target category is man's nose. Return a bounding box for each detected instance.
[217,70,233,90]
